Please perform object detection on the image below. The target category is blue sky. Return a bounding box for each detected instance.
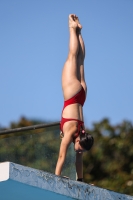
[0,0,133,128]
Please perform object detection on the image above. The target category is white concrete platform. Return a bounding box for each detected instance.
[0,162,133,200]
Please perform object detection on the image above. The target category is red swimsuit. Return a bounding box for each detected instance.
[60,86,86,134]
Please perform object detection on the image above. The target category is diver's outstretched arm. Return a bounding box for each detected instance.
[75,152,83,180]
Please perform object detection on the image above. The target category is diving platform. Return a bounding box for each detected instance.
[0,162,133,200]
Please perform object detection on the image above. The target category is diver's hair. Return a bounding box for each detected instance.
[79,131,94,151]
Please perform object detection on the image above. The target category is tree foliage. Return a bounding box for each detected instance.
[83,118,133,195]
[0,117,75,179]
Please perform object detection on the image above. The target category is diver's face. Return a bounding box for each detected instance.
[74,137,86,153]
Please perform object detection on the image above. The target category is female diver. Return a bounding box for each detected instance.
[55,14,94,181]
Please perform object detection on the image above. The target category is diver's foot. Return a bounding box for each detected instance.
[74,16,82,30]
[69,14,82,30]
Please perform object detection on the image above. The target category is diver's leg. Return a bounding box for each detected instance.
[62,14,82,100]
[77,29,87,90]
[75,29,87,126]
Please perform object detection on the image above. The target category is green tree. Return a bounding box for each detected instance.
[0,117,75,179]
[83,118,133,195]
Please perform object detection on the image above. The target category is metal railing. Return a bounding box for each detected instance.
[0,122,60,135]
